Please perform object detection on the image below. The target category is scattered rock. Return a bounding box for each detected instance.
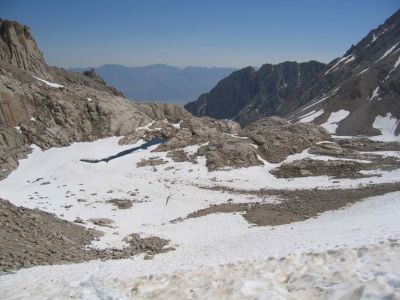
[137,157,167,167]
[107,199,133,209]
[0,198,171,273]
[89,218,114,227]
[186,182,400,226]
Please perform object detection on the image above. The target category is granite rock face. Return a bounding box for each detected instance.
[0,19,51,79]
[197,135,263,171]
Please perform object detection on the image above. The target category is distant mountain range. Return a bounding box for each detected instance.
[69,64,236,104]
[186,9,400,137]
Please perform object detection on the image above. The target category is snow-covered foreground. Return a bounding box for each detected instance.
[60,241,399,300]
[1,136,400,299]
[1,192,400,299]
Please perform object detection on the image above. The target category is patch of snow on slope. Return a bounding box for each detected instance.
[368,86,381,101]
[298,87,340,113]
[356,68,369,77]
[321,110,350,133]
[325,55,355,75]
[376,42,400,63]
[372,33,377,43]
[385,54,400,80]
[395,54,400,69]
[33,76,64,88]
[371,113,399,141]
[366,29,387,48]
[135,121,155,131]
[298,110,324,123]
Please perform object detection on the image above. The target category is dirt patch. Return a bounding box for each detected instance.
[107,199,133,209]
[185,182,400,226]
[0,199,172,273]
[136,157,167,167]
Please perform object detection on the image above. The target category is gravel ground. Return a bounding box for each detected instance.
[0,199,172,273]
[188,182,400,226]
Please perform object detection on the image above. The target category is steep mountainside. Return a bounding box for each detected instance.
[186,9,400,138]
[70,64,236,104]
[185,61,326,124]
[0,20,190,179]
[288,9,400,137]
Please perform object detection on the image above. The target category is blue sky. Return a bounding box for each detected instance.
[1,0,398,68]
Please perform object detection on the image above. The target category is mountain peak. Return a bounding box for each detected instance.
[0,19,51,79]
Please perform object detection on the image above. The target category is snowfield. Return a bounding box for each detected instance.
[1,132,400,299]
[321,110,350,134]
[371,113,400,141]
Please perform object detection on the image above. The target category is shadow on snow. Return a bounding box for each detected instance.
[80,137,164,163]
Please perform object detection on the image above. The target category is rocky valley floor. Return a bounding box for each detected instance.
[1,126,400,299]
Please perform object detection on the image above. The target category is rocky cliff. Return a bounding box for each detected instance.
[185,61,326,125]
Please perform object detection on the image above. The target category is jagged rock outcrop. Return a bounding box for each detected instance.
[0,19,52,79]
[136,102,191,124]
[197,135,263,171]
[186,10,400,138]
[124,115,330,170]
[83,68,106,84]
[152,117,240,152]
[240,117,330,163]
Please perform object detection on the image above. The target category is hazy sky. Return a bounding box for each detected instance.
[1,0,399,68]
